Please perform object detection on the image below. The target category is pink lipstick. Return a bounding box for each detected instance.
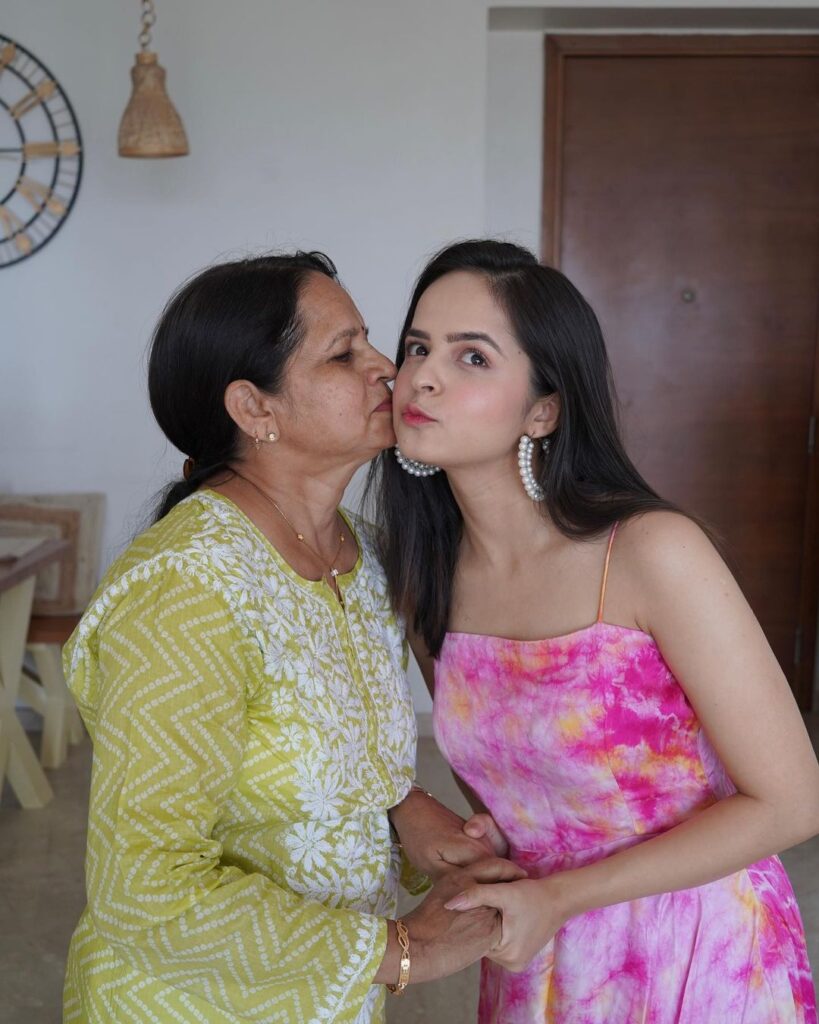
[401,403,436,426]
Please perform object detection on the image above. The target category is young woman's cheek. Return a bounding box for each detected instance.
[393,368,413,403]
[451,375,529,433]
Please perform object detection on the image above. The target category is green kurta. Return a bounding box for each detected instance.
[64,490,421,1023]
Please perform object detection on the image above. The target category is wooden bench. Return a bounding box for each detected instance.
[19,613,84,769]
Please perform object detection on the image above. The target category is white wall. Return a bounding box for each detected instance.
[486,30,544,251]
[1,0,488,551]
[1,0,491,712]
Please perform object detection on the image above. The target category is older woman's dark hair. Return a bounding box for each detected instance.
[148,251,337,521]
[367,239,686,658]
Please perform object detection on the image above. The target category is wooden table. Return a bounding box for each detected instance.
[0,537,70,807]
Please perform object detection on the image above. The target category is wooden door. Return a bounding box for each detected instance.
[543,36,819,708]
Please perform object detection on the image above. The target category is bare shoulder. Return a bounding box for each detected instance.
[614,510,727,589]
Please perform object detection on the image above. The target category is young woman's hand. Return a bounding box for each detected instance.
[390,789,512,876]
[444,875,569,974]
[392,858,526,983]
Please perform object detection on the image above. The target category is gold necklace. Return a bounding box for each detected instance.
[234,473,347,603]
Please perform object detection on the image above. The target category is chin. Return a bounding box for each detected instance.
[378,424,397,447]
[396,437,440,463]
[369,428,396,454]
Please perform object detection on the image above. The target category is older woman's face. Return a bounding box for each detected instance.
[279,272,396,464]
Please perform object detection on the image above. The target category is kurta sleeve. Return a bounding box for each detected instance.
[400,849,432,896]
[71,565,387,1022]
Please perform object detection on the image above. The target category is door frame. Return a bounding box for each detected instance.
[542,34,819,708]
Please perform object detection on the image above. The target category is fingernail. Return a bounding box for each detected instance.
[444,893,468,910]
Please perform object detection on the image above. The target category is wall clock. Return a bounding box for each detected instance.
[0,35,83,268]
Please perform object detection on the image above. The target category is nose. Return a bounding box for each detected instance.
[406,354,439,394]
[367,344,396,384]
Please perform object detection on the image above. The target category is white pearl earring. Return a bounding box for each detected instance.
[518,434,550,501]
[394,446,441,478]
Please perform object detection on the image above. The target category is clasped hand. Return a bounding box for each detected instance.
[389,787,512,876]
[444,874,569,973]
[391,789,566,974]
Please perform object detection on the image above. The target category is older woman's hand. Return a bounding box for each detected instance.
[462,812,510,857]
[389,788,513,877]
[375,857,527,986]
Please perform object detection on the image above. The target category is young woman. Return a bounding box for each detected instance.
[372,239,819,1022]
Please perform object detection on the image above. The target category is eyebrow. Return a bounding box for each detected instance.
[326,325,368,351]
[405,327,503,356]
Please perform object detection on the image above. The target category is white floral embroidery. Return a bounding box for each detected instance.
[66,490,417,1024]
[283,821,334,872]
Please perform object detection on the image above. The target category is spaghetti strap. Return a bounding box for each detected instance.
[597,522,619,623]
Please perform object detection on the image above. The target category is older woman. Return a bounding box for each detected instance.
[63,252,520,1024]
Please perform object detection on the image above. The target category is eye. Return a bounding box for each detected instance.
[459,348,489,368]
[404,340,428,358]
[332,350,353,363]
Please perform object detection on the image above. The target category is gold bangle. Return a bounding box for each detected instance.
[410,783,433,799]
[387,918,411,995]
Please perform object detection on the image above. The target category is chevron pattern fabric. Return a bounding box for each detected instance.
[63,490,419,1023]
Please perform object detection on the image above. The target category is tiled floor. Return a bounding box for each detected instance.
[0,731,91,1024]
[1,724,818,1024]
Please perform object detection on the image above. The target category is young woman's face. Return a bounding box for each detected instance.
[281,272,397,463]
[393,271,537,470]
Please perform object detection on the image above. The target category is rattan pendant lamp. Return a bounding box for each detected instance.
[118,0,189,158]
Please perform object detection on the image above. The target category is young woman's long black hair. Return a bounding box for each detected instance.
[367,239,683,658]
[148,251,337,522]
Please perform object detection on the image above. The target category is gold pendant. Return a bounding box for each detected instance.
[326,576,345,609]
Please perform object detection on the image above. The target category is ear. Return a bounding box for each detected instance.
[224,380,281,443]
[524,392,560,440]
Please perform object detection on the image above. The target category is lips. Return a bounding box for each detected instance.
[401,404,436,426]
[374,397,393,412]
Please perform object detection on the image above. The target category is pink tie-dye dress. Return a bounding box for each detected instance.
[433,526,816,1023]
